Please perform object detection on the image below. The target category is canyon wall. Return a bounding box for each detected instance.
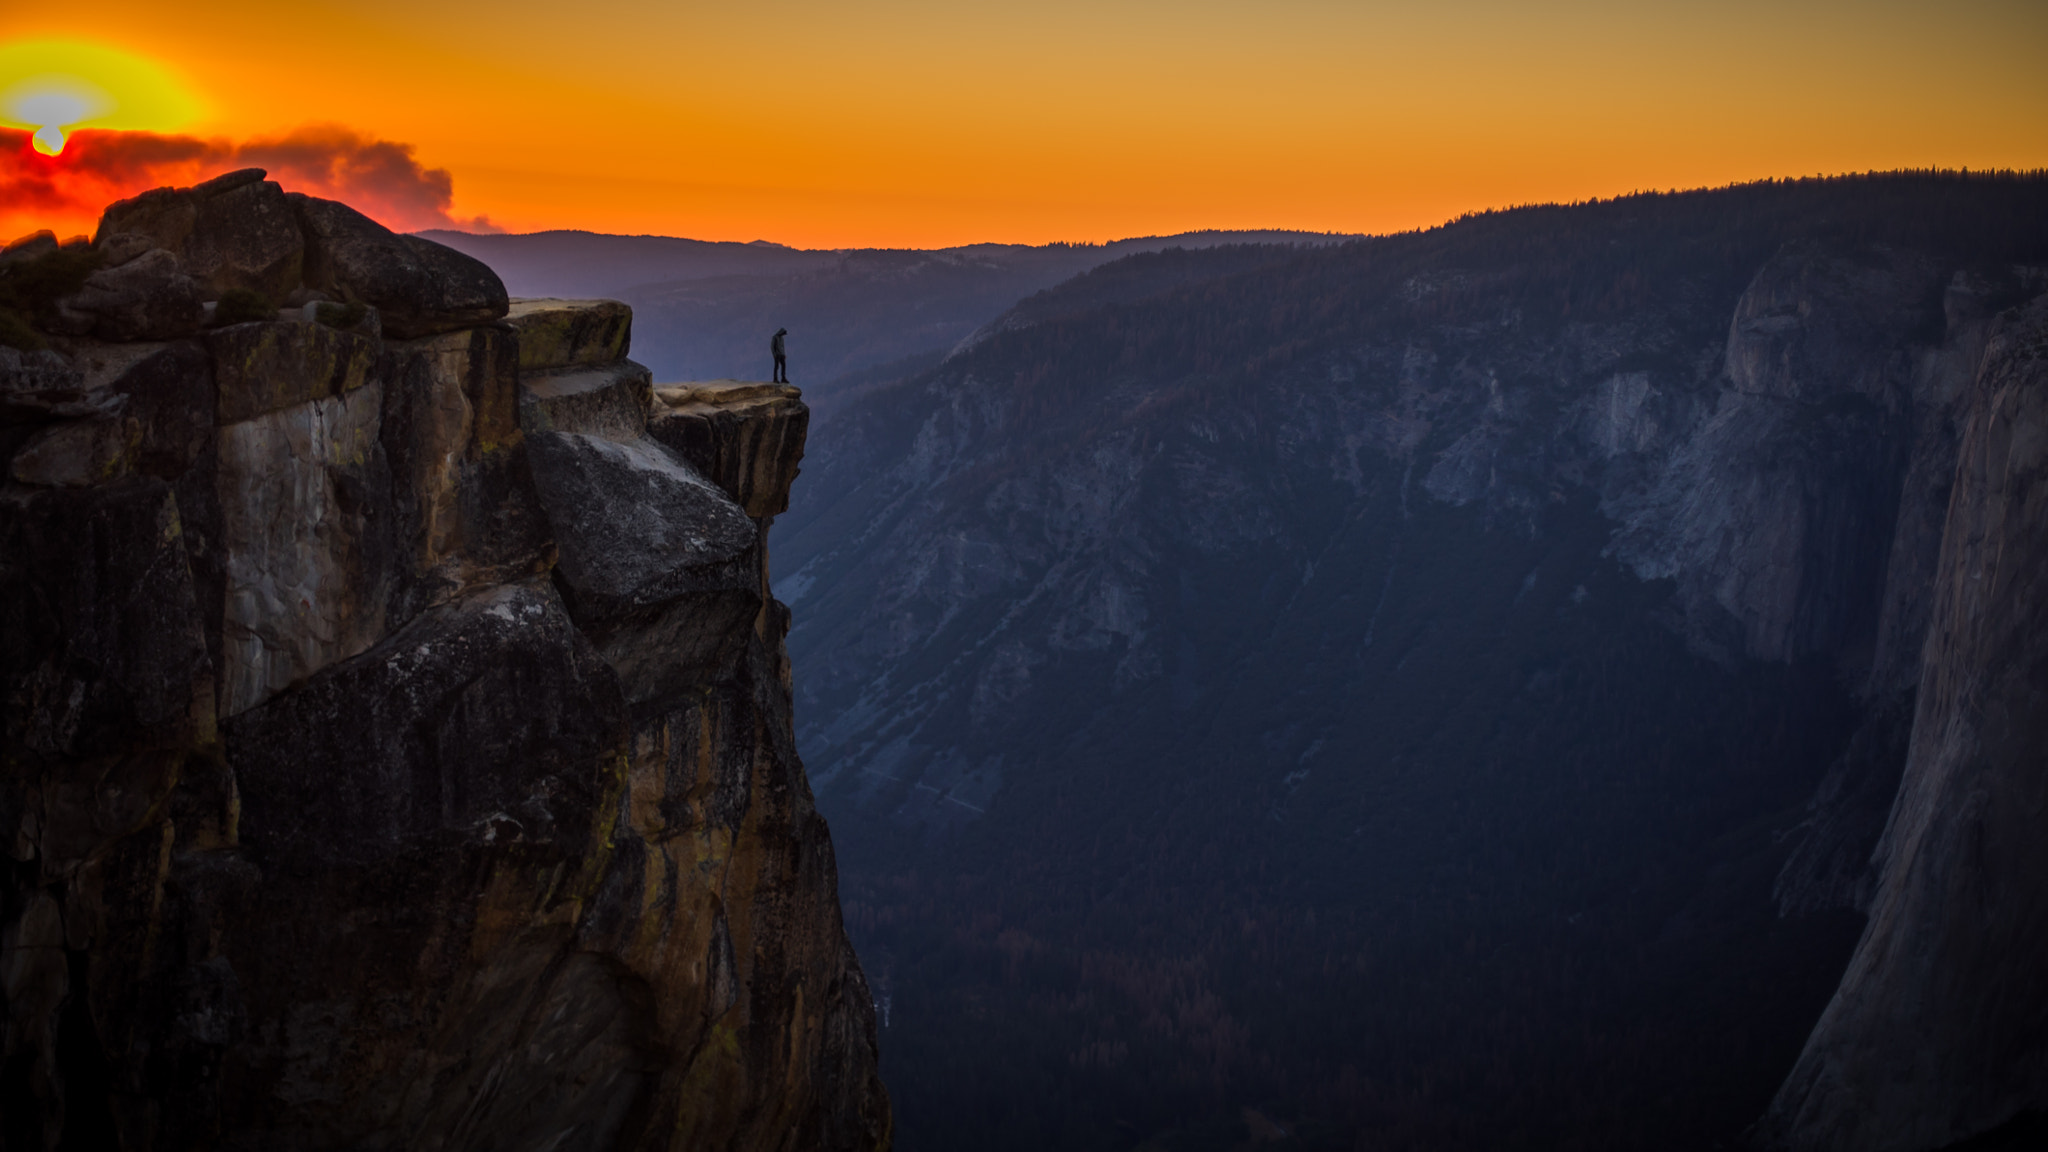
[0,171,888,1150]
[770,178,2048,1150]
[1762,295,2048,1150]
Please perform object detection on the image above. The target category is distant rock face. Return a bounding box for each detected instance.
[1763,296,2048,1150]
[0,184,887,1150]
[771,180,2048,1150]
[1606,243,1945,668]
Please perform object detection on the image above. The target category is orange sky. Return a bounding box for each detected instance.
[4,0,2046,247]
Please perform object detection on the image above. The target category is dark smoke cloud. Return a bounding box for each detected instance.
[2,124,499,238]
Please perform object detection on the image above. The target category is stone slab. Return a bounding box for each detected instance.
[520,360,652,443]
[507,298,632,372]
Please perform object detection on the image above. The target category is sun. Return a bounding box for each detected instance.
[0,39,203,155]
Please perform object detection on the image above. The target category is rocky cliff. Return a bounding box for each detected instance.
[1761,294,2048,1150]
[770,175,2048,1150]
[0,171,889,1150]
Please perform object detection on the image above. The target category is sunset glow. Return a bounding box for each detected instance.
[3,2,2045,247]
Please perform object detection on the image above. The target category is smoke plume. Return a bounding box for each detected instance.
[2,124,499,242]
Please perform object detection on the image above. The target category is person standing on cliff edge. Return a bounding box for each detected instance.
[771,327,789,383]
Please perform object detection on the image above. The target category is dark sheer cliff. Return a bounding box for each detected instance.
[0,172,889,1150]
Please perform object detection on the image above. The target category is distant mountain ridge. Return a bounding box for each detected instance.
[422,227,1349,394]
[771,172,2048,1152]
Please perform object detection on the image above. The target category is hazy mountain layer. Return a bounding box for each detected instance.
[773,174,2048,1151]
[425,228,1345,397]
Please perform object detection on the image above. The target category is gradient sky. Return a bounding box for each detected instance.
[4,0,2046,247]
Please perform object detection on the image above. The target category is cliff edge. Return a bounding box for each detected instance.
[0,173,889,1150]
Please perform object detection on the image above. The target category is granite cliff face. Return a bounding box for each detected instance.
[772,177,2048,1149]
[1762,294,2048,1150]
[0,174,888,1150]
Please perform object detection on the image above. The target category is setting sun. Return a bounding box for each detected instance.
[0,38,201,157]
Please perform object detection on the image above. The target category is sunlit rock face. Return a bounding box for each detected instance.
[0,176,888,1151]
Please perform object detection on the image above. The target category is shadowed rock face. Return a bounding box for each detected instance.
[292,196,510,339]
[0,185,888,1151]
[95,169,305,304]
[1762,296,2048,1151]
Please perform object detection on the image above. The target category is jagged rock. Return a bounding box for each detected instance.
[651,381,809,517]
[94,169,304,301]
[508,297,632,371]
[63,249,207,342]
[1764,293,2048,1151]
[293,194,508,339]
[207,318,378,424]
[520,359,652,441]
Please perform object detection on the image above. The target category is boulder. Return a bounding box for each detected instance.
[292,194,508,339]
[650,381,809,517]
[524,430,756,610]
[520,359,652,442]
[507,298,632,371]
[64,249,206,342]
[94,170,304,302]
[0,230,59,268]
[207,319,379,424]
[525,428,762,702]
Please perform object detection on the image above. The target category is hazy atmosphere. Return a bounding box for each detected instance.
[3,4,2046,1152]
[5,0,2046,243]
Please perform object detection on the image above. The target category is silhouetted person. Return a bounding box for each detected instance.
[771,328,789,383]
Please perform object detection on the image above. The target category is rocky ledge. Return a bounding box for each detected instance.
[0,175,889,1150]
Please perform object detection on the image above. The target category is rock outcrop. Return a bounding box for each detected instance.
[0,178,888,1150]
[1761,295,2048,1150]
